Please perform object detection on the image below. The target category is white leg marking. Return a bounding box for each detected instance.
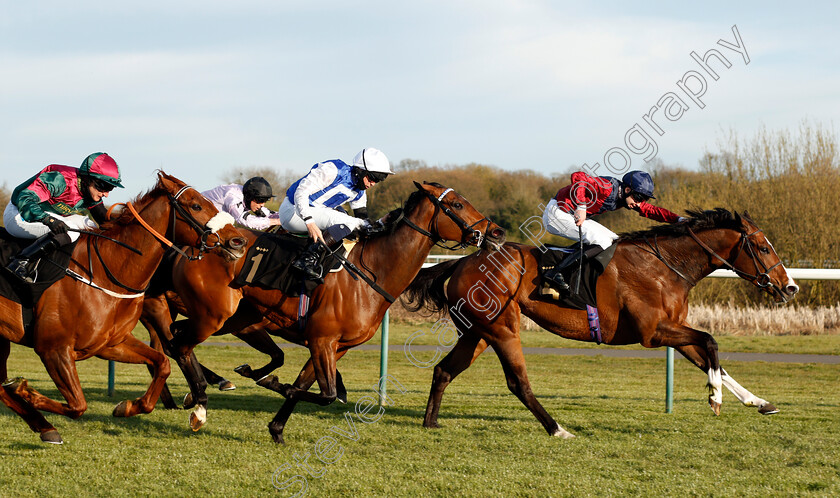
[722,370,767,408]
[708,368,723,405]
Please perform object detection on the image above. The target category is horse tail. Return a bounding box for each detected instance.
[402,258,462,314]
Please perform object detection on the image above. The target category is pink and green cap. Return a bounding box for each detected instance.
[79,152,123,188]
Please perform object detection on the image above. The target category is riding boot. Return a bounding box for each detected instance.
[4,233,71,283]
[290,242,328,280]
[543,251,581,295]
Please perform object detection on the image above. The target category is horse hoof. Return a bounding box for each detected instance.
[709,399,722,416]
[2,377,25,392]
[551,428,576,439]
[233,364,253,378]
[113,400,132,417]
[183,392,196,409]
[218,380,236,391]
[40,430,63,445]
[189,406,207,432]
[268,425,285,445]
[759,403,779,415]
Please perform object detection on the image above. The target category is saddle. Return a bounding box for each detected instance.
[232,232,353,297]
[0,228,76,330]
[537,243,617,310]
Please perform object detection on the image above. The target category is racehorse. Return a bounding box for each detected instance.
[403,209,799,438]
[159,181,506,443]
[0,172,246,444]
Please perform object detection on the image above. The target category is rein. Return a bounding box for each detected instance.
[61,185,225,299]
[645,225,783,291]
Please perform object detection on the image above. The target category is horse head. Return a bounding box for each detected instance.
[411,181,506,251]
[727,212,799,303]
[157,172,247,260]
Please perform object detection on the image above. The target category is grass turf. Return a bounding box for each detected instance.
[1,337,838,496]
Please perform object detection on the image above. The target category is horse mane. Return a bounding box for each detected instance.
[361,183,444,239]
[617,208,745,241]
[98,174,170,230]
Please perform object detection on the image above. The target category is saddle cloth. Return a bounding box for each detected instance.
[537,243,617,310]
[0,228,76,331]
[232,232,351,297]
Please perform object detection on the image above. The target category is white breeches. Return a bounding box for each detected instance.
[277,198,366,233]
[542,198,617,250]
[4,203,96,242]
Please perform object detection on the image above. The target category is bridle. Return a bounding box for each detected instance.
[70,185,231,296]
[686,226,782,289]
[128,185,226,262]
[401,187,491,250]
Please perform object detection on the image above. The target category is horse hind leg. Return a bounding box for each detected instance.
[97,335,171,417]
[0,339,62,443]
[232,324,285,382]
[490,335,574,438]
[424,333,488,429]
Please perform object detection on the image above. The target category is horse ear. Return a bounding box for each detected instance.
[413,181,423,190]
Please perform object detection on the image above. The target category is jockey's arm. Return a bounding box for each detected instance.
[293,162,339,223]
[636,201,682,223]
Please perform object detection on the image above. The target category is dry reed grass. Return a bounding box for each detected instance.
[392,301,840,337]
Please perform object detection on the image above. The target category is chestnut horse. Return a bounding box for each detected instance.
[403,209,798,438]
[159,182,506,443]
[0,172,246,444]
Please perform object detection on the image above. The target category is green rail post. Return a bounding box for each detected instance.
[378,310,390,406]
[107,360,115,397]
[665,346,674,413]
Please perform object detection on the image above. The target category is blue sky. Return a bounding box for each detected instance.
[2,1,838,202]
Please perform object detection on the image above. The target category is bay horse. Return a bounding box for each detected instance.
[159,182,506,443]
[403,209,799,438]
[0,171,246,444]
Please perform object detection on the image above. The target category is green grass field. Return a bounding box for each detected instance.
[1,330,839,496]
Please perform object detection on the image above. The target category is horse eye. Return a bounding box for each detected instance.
[759,247,770,255]
[191,203,202,211]
[452,202,463,210]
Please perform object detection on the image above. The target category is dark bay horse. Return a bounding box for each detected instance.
[403,209,798,438]
[0,172,246,444]
[160,182,506,442]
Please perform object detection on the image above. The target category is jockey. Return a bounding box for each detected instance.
[278,147,394,280]
[542,169,685,294]
[201,176,283,231]
[4,152,123,282]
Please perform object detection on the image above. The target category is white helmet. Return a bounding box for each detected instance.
[353,148,393,175]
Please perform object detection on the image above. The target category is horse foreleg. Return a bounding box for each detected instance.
[677,345,778,415]
[655,321,722,415]
[166,320,210,430]
[96,335,171,417]
[0,338,61,443]
[424,333,488,429]
[140,296,179,409]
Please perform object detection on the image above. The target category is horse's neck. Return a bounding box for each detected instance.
[90,203,171,288]
[657,228,740,283]
[354,221,435,295]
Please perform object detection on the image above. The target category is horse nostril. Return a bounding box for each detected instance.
[491,227,506,239]
[229,237,246,249]
[786,285,799,295]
